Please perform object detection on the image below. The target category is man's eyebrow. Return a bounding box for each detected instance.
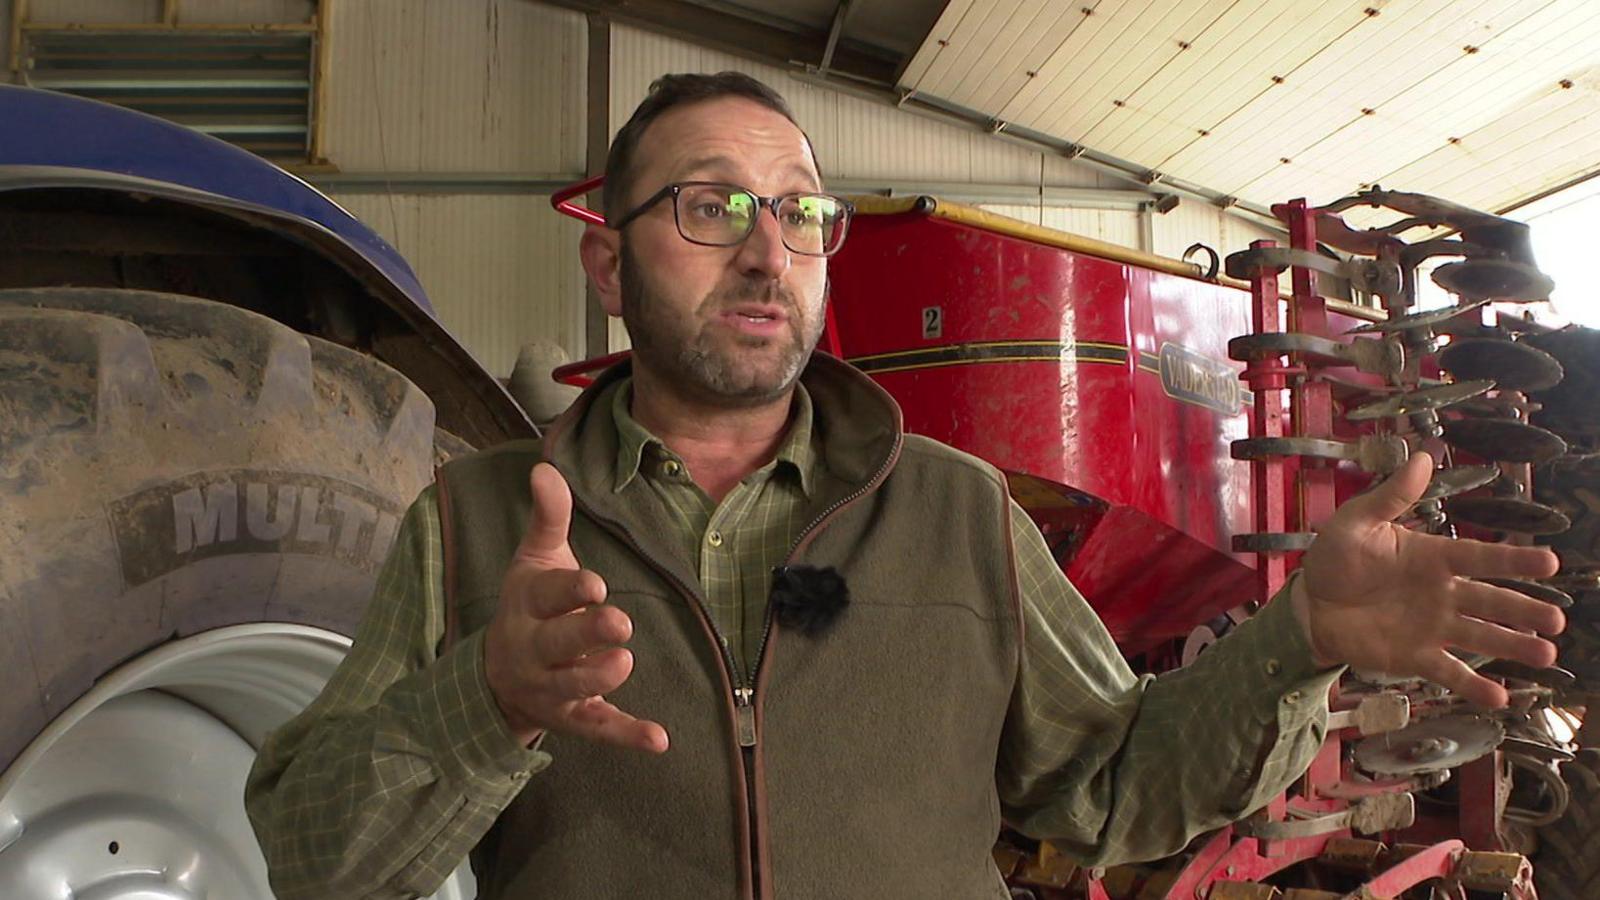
[674,156,822,192]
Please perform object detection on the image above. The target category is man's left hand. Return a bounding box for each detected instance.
[1296,451,1565,707]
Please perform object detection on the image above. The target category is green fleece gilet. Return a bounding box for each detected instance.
[436,356,1022,899]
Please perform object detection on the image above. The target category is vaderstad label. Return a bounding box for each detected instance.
[109,469,404,587]
[1158,343,1243,415]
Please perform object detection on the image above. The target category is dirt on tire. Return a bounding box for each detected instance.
[0,286,444,773]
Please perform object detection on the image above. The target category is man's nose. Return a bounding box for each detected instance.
[734,204,791,279]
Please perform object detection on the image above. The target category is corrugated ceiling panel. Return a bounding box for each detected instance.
[1079,2,1377,164]
[178,0,311,24]
[1234,0,1600,204]
[330,192,587,377]
[897,0,978,90]
[1164,0,1512,189]
[999,0,1222,138]
[1371,84,1600,213]
[937,0,1093,116]
[323,0,583,173]
[28,0,156,23]
[908,0,1032,103]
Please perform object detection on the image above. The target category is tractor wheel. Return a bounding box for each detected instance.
[1533,749,1600,900]
[0,288,472,898]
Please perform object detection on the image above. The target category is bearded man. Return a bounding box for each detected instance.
[246,72,1564,900]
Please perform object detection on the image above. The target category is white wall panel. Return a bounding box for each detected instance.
[1151,199,1277,261]
[330,192,588,377]
[323,0,583,173]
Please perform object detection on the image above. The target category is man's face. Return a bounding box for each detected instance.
[614,96,828,407]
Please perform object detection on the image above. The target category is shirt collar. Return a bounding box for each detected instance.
[610,377,817,498]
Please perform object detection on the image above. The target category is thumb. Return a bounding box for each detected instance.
[517,462,576,563]
[1344,450,1434,524]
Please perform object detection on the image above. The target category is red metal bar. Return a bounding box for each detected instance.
[1357,840,1463,897]
[551,349,630,387]
[550,174,608,227]
[1284,199,1339,538]
[1241,238,1290,600]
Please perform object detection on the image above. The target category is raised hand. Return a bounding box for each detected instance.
[482,462,668,752]
[1298,451,1565,708]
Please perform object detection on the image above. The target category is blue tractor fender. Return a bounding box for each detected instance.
[0,84,533,445]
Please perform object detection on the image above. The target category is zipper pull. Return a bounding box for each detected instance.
[734,687,757,748]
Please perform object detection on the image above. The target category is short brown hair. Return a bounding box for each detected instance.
[602,72,816,223]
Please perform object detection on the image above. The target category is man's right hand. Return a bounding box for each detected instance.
[482,462,669,753]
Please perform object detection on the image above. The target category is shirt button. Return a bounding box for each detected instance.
[1265,659,1282,677]
[1283,690,1303,705]
[707,530,724,548]
[662,459,682,478]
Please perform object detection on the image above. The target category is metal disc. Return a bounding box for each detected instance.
[1440,417,1568,463]
[1445,496,1572,535]
[1432,259,1554,301]
[1437,339,1564,392]
[1420,465,1500,503]
[1348,299,1491,334]
[1472,576,1574,608]
[1544,572,1600,594]
[1345,380,1495,421]
[1354,715,1505,776]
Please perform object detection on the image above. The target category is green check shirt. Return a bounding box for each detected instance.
[245,379,1340,900]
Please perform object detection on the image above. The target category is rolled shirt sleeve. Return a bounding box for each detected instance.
[997,501,1342,865]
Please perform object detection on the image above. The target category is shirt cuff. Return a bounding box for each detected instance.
[417,627,552,798]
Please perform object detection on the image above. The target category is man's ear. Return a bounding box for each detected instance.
[579,224,623,317]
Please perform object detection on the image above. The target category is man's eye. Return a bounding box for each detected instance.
[692,201,729,219]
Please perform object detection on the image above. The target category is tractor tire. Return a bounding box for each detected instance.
[0,287,462,897]
[1533,749,1600,900]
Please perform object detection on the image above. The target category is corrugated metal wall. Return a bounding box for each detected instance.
[330,191,587,376]
[318,0,588,376]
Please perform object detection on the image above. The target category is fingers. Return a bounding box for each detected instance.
[1447,616,1560,669]
[504,565,608,620]
[516,463,577,563]
[1435,537,1560,581]
[1342,451,1435,524]
[545,646,637,700]
[1415,650,1510,708]
[561,697,670,754]
[1455,581,1566,636]
[533,602,633,665]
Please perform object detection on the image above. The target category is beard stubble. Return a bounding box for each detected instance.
[618,242,824,407]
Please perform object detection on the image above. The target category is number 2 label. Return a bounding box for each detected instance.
[922,306,943,339]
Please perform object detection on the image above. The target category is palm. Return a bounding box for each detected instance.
[1297,453,1563,707]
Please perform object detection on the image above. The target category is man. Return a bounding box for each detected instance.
[246,72,1565,899]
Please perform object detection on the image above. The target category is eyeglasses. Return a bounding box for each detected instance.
[610,181,854,257]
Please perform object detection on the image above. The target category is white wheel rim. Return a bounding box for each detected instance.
[0,624,474,900]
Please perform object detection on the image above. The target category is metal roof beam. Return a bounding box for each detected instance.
[791,71,1287,235]
[818,0,853,74]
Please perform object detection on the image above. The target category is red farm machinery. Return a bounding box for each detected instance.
[547,179,1600,899]
[828,192,1599,900]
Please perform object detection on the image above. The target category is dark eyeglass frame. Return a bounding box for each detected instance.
[610,180,855,258]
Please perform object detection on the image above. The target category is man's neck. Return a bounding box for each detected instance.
[629,369,797,503]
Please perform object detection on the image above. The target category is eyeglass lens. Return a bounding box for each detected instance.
[675,183,847,256]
